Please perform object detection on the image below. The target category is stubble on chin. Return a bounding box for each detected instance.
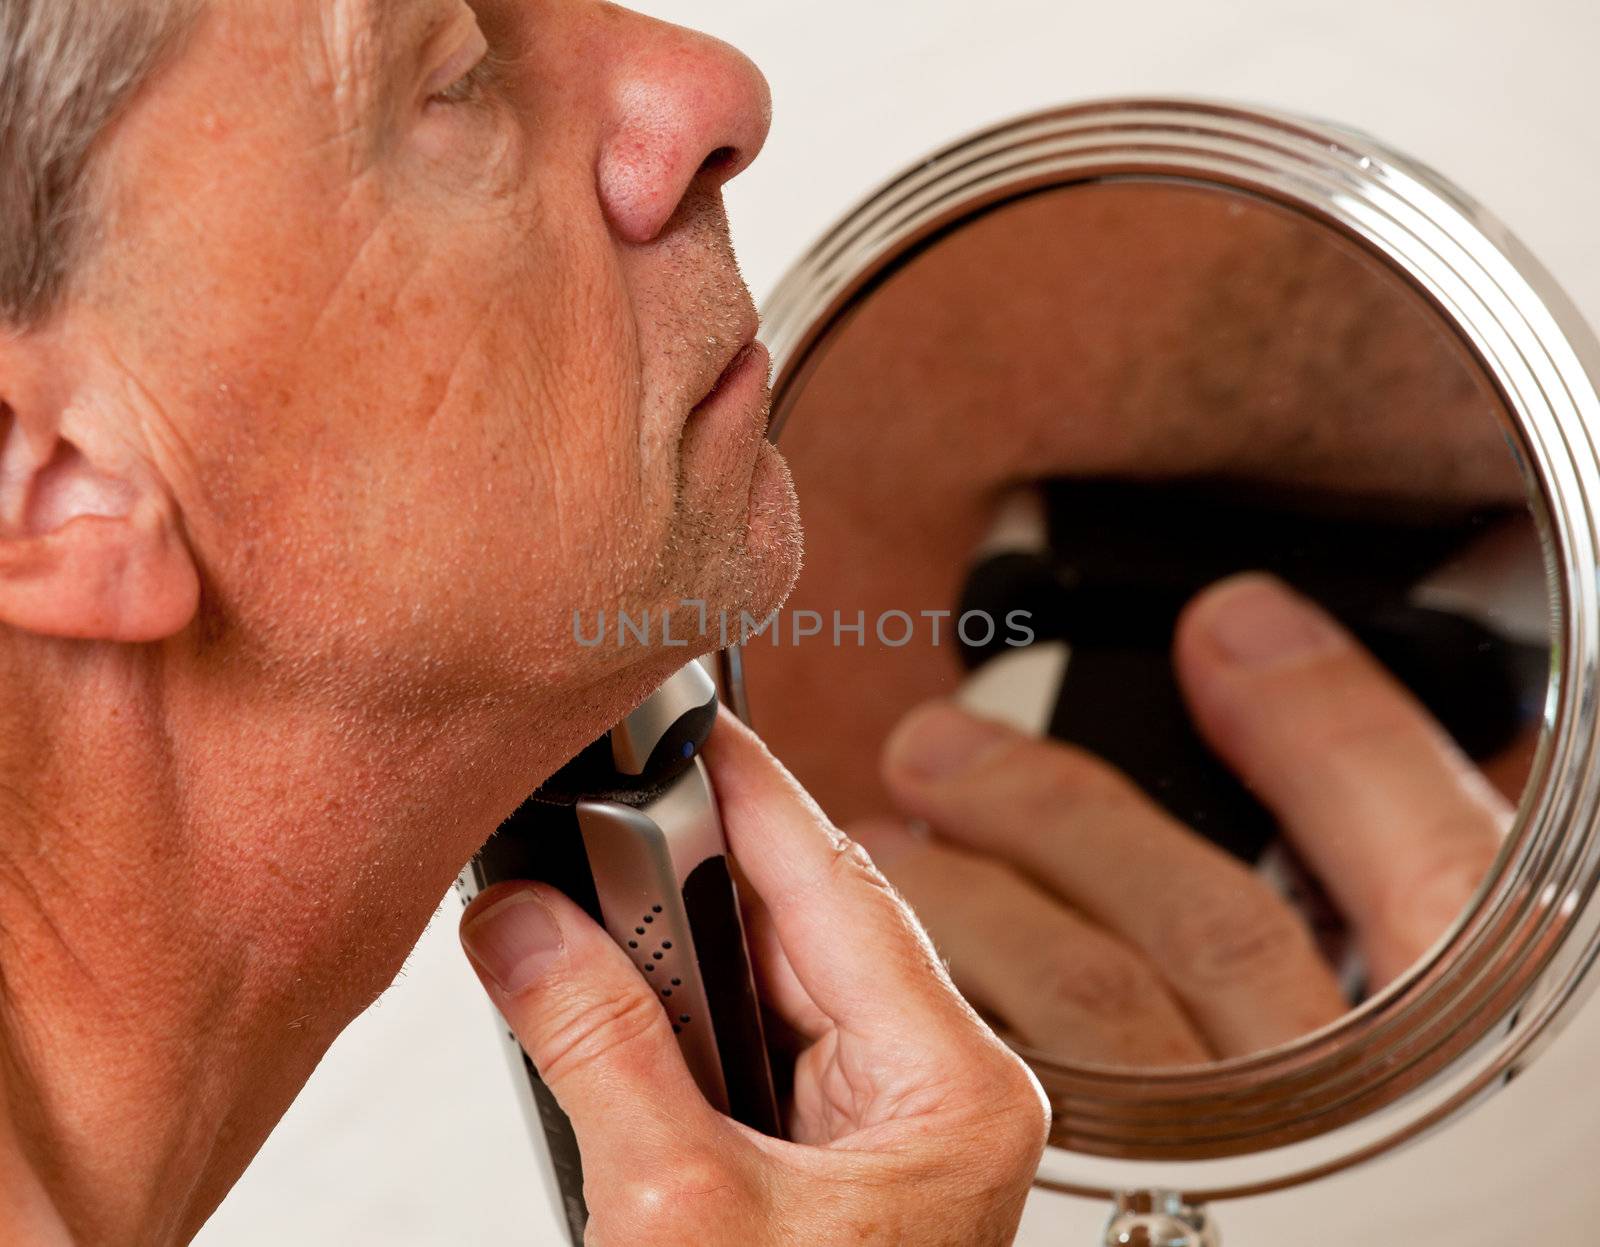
[656,427,804,642]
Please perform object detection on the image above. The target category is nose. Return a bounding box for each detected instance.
[595,14,773,245]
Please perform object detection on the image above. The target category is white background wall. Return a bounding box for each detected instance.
[197,2,1600,1243]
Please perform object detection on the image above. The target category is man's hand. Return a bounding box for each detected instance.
[852,574,1511,1066]
[459,712,1049,1246]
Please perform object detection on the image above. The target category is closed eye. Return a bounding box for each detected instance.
[430,54,494,106]
[423,10,492,107]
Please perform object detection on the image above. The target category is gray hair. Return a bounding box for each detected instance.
[0,0,196,327]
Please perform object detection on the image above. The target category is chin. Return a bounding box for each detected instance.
[718,440,805,625]
[622,439,801,671]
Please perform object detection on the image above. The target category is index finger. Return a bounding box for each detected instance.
[702,708,983,1048]
[1174,573,1513,985]
[877,705,1350,1058]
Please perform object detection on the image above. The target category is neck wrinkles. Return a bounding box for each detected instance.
[0,632,574,1243]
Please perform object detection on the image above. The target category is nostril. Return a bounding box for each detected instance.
[699,145,737,178]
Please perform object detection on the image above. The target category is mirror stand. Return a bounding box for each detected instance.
[1102,1191,1220,1247]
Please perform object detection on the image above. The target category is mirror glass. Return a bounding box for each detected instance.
[743,180,1553,1071]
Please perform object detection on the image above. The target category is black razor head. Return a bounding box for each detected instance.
[536,662,719,807]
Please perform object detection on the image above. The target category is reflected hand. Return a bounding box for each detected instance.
[460,711,1048,1246]
[852,573,1512,1067]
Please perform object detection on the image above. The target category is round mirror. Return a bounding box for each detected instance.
[724,101,1600,1219]
[750,173,1548,1065]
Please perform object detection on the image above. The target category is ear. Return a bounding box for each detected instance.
[0,383,199,644]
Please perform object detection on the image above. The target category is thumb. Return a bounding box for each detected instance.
[1173,572,1508,985]
[460,882,720,1165]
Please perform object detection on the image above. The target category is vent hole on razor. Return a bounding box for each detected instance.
[652,952,664,961]
[673,1025,682,1034]
[644,964,655,973]
[678,1015,690,1025]
[643,915,654,924]
[671,978,682,987]
[652,905,663,914]
[661,941,673,950]
[628,941,638,949]
[662,989,672,997]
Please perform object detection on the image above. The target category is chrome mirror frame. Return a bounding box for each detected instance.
[723,98,1600,1206]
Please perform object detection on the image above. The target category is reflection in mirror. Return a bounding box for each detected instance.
[744,180,1553,1071]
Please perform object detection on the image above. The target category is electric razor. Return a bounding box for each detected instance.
[455,660,780,1245]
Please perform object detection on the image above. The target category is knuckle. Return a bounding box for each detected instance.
[830,831,885,884]
[831,832,917,914]
[1294,683,1431,772]
[1157,887,1309,990]
[1383,830,1502,944]
[939,1041,1052,1166]
[961,1078,1051,1196]
[1030,943,1164,1029]
[992,1060,1052,1159]
[1418,830,1501,894]
[589,1153,750,1238]
[993,745,1131,818]
[531,984,663,1085]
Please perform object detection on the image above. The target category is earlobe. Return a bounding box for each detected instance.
[0,501,200,643]
[0,407,200,644]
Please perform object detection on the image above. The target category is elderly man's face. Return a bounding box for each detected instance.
[80,0,799,711]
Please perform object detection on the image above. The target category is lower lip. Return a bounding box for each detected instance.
[687,340,771,431]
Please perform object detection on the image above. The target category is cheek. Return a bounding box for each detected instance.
[373,231,682,648]
[470,267,646,529]
[111,101,683,679]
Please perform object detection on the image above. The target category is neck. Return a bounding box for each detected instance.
[0,632,643,1244]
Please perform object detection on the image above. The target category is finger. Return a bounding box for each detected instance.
[703,709,984,1050]
[880,703,1349,1058]
[851,818,1212,1067]
[460,882,720,1167]
[1174,572,1511,985]
[735,880,831,1042]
